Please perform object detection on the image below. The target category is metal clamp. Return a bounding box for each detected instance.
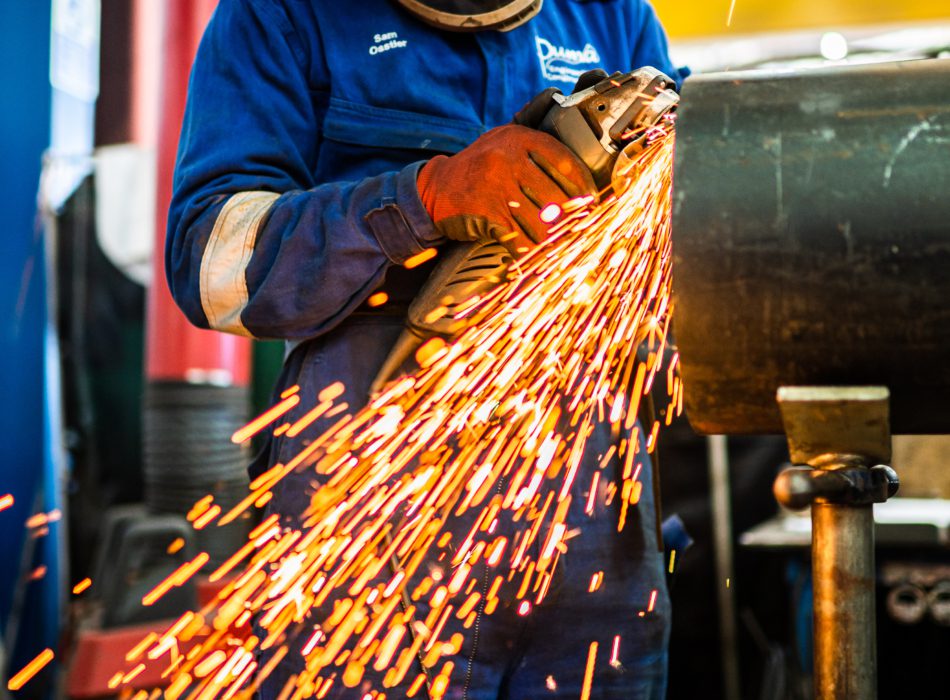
[774,462,899,511]
[774,386,897,700]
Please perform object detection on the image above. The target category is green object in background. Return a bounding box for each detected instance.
[252,340,285,413]
[252,340,286,459]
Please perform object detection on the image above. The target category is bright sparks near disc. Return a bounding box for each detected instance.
[113,123,679,700]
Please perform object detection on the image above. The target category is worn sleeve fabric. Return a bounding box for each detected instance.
[166,0,443,340]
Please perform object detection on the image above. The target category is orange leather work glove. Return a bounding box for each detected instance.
[416,124,596,256]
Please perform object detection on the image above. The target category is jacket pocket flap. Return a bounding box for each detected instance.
[324,97,483,154]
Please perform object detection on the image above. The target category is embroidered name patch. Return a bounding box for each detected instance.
[369,31,408,55]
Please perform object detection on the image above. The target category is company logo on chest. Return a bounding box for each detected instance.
[369,31,408,55]
[535,36,602,84]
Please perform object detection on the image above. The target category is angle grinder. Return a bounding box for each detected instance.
[370,67,679,393]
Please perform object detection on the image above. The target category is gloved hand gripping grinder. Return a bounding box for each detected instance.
[371,67,679,393]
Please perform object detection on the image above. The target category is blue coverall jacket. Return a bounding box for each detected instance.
[168,1,686,697]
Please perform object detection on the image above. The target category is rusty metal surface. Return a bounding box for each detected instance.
[812,504,877,699]
[777,386,891,464]
[672,59,950,435]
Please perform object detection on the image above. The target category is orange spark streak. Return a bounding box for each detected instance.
[187,495,213,522]
[285,401,332,438]
[403,248,438,269]
[72,578,92,595]
[218,474,291,527]
[585,472,600,516]
[319,381,346,403]
[165,673,192,700]
[281,385,301,399]
[580,642,598,700]
[407,674,427,697]
[7,649,54,690]
[194,650,227,678]
[209,539,257,583]
[231,394,301,444]
[193,505,222,530]
[0,494,13,512]
[122,663,147,684]
[142,553,210,606]
[126,632,159,662]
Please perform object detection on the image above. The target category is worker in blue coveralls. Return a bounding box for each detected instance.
[167,1,686,698]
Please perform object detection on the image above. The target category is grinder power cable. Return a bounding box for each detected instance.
[371,67,679,394]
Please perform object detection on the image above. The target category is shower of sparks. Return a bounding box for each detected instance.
[111,126,678,700]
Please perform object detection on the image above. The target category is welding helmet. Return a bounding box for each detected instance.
[395,0,543,32]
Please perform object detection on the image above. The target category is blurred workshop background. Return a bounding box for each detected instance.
[1,1,948,699]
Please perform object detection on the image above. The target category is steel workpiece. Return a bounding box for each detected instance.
[672,58,950,436]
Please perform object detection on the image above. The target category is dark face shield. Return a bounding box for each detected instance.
[395,0,543,32]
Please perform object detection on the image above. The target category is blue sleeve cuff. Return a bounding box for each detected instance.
[674,65,691,91]
[364,161,445,264]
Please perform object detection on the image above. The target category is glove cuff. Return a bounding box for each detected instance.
[364,161,445,265]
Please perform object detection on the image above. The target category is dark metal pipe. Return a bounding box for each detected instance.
[812,502,876,699]
[672,59,950,435]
